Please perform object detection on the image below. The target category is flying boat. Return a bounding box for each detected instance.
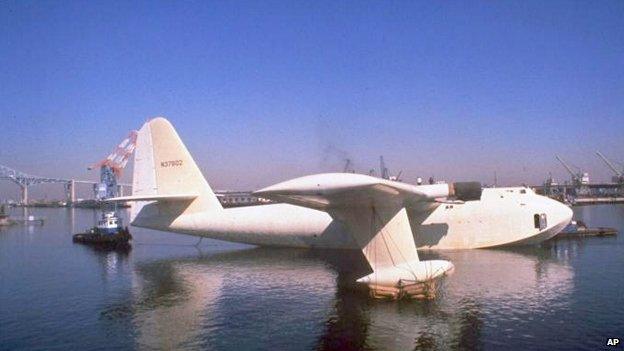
[110,118,572,299]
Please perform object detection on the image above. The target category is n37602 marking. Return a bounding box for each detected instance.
[160,160,183,167]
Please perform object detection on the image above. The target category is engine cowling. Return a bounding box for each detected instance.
[450,181,482,201]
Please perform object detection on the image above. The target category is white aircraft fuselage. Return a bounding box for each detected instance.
[132,185,571,251]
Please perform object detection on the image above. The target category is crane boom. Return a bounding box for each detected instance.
[89,130,138,200]
[595,151,622,177]
[89,131,137,176]
[555,155,577,178]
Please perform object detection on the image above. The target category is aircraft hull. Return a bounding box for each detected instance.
[133,188,572,251]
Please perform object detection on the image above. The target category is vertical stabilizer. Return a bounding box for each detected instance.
[131,117,222,221]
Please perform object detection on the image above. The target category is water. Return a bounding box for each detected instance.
[1,205,623,350]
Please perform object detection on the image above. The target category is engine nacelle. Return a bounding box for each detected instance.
[450,181,482,201]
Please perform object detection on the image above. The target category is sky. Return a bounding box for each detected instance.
[1,0,623,200]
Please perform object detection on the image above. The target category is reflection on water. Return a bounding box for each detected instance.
[100,246,574,350]
[124,249,339,350]
[2,206,623,350]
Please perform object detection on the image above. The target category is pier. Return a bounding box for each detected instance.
[532,183,624,205]
[533,152,624,205]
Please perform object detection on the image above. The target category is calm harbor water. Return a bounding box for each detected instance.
[1,205,623,350]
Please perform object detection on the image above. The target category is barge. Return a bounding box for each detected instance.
[553,220,617,239]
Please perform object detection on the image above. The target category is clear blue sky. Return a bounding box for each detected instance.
[1,0,623,200]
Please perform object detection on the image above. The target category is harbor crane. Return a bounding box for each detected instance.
[555,155,591,197]
[379,156,402,181]
[555,155,589,186]
[595,151,624,184]
[88,131,137,200]
[343,156,402,181]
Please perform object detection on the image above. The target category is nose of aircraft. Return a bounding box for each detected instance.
[548,197,573,231]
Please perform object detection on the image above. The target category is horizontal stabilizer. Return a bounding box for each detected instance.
[105,194,198,202]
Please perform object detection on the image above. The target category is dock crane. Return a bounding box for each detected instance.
[342,156,402,181]
[88,131,137,200]
[555,155,589,186]
[555,155,590,197]
[595,151,624,184]
[379,156,402,181]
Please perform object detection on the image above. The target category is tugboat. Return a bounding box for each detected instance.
[73,211,132,249]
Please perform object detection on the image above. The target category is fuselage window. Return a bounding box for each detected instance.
[534,214,540,228]
[534,213,547,230]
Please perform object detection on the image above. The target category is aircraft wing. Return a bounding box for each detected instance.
[254,173,479,210]
[105,194,198,202]
[254,173,479,298]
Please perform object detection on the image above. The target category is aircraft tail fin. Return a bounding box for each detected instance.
[130,117,222,222]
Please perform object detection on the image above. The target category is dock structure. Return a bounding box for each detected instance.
[553,219,617,239]
[11,216,44,225]
[0,205,44,226]
[555,228,617,238]
[573,196,624,205]
[533,183,624,205]
[536,153,624,205]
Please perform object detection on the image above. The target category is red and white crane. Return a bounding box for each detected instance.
[89,131,137,200]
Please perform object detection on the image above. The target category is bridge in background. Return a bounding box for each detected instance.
[0,164,131,205]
